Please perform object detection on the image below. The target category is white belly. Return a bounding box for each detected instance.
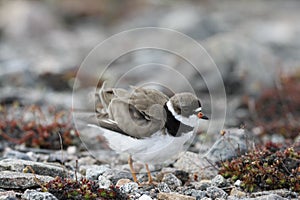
[88,124,194,164]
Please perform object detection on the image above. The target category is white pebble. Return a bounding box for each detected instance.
[138,194,153,200]
[234,180,241,187]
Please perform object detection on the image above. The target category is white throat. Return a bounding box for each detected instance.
[166,100,199,127]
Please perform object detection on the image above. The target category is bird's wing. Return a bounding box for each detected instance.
[97,84,169,138]
[96,118,128,135]
[128,87,169,121]
[107,97,165,138]
[98,81,129,111]
[111,87,169,138]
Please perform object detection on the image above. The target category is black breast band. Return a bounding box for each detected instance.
[164,103,194,137]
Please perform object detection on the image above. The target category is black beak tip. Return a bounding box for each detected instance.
[202,115,209,120]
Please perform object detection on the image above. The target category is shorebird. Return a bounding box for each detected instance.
[89,82,208,184]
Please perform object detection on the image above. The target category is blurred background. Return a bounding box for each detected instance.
[1,0,300,147]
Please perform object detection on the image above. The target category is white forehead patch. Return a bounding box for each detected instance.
[194,107,202,112]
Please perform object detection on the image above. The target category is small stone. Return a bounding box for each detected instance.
[206,186,228,199]
[230,187,246,198]
[22,189,58,200]
[119,182,139,194]
[25,152,38,161]
[158,182,171,193]
[77,156,97,166]
[234,180,241,187]
[3,149,32,161]
[173,170,190,185]
[98,175,112,189]
[252,194,285,200]
[162,173,182,189]
[160,167,177,174]
[46,152,67,163]
[66,146,77,155]
[129,192,141,199]
[103,169,133,184]
[149,188,158,198]
[211,175,226,187]
[192,180,212,190]
[200,198,212,200]
[85,165,110,180]
[139,194,153,200]
[115,179,132,187]
[157,192,196,200]
[0,190,17,199]
[250,189,298,199]
[0,171,53,189]
[174,152,201,172]
[184,189,206,199]
[227,197,240,200]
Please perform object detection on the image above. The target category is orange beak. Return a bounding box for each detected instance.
[197,112,209,120]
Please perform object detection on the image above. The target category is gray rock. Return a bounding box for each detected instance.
[227,197,240,200]
[0,159,66,178]
[25,152,39,162]
[184,189,206,199]
[250,189,298,199]
[206,186,228,199]
[158,182,171,193]
[76,156,97,167]
[251,194,285,200]
[98,175,112,189]
[157,192,196,200]
[229,187,247,198]
[211,175,226,187]
[162,173,182,189]
[200,198,212,200]
[174,151,218,179]
[129,192,141,199]
[120,182,139,194]
[0,190,18,200]
[0,171,53,189]
[22,189,58,200]
[192,180,212,190]
[102,169,133,184]
[46,152,68,163]
[203,128,251,163]
[85,165,110,180]
[3,149,32,161]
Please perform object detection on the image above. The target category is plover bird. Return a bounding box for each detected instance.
[89,82,208,183]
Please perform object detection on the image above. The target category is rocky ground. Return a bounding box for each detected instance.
[0,0,299,199]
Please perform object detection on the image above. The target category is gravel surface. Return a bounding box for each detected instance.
[0,0,299,199]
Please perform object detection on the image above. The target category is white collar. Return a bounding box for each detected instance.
[166,100,199,127]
